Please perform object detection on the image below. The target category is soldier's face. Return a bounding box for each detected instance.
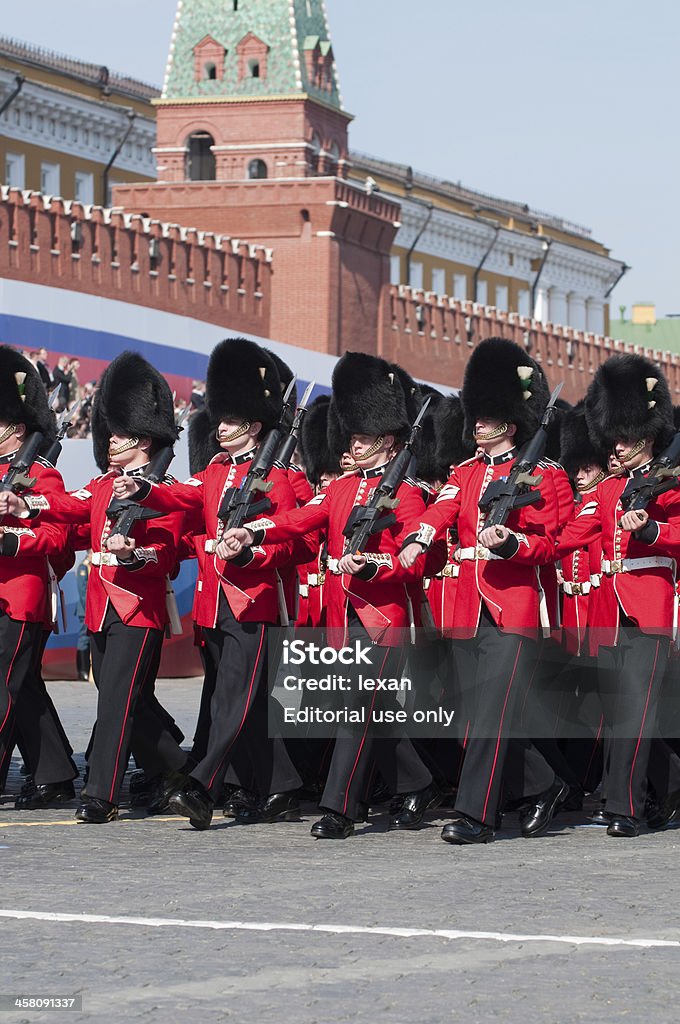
[474,419,515,448]
[216,418,261,453]
[575,464,603,492]
[0,420,23,457]
[108,434,141,467]
[350,433,394,468]
[614,438,653,468]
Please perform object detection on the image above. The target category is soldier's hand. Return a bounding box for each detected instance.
[215,537,246,561]
[338,552,367,575]
[620,509,649,533]
[223,527,254,550]
[111,475,140,499]
[399,542,425,569]
[106,535,137,561]
[0,492,26,517]
[479,525,510,549]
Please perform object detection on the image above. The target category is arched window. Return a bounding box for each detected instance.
[204,62,217,80]
[248,159,268,179]
[186,132,216,181]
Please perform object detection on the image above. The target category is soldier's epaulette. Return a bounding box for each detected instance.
[538,457,564,470]
[288,465,304,474]
[403,476,419,489]
[34,456,54,469]
[162,474,176,485]
[458,455,478,468]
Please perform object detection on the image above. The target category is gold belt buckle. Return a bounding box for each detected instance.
[611,559,623,573]
[571,582,582,596]
[475,545,488,560]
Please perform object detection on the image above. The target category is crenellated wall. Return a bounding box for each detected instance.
[382,285,680,404]
[0,187,272,337]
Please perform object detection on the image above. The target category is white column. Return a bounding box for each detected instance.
[567,293,587,330]
[549,287,568,327]
[534,286,549,323]
[586,298,605,334]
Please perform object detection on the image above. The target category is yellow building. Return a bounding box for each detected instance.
[0,36,157,206]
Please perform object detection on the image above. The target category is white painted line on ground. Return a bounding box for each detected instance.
[0,909,679,950]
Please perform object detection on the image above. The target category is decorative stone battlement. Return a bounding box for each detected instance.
[383,285,680,404]
[0,187,272,334]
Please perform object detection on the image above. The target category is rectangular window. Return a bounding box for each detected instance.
[431,267,446,295]
[517,289,531,317]
[476,279,488,306]
[409,261,423,290]
[5,152,25,188]
[390,254,401,285]
[453,272,467,300]
[40,161,60,195]
[495,284,508,311]
[74,171,94,204]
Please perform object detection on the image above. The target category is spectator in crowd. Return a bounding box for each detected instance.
[190,380,206,411]
[52,356,71,412]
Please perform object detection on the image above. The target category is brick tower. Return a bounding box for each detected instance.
[114,0,400,356]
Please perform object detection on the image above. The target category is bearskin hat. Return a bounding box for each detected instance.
[91,351,177,472]
[390,364,422,426]
[461,337,549,448]
[409,386,445,484]
[265,349,297,431]
[298,395,340,486]
[559,402,608,480]
[0,347,56,453]
[329,352,411,445]
[585,354,674,456]
[435,393,475,474]
[205,338,282,433]
[188,408,220,474]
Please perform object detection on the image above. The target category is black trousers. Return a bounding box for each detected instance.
[319,620,431,821]
[86,607,184,804]
[453,619,554,825]
[598,629,680,818]
[0,612,44,781]
[194,594,301,799]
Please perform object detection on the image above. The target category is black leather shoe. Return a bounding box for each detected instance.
[235,792,301,824]
[15,780,76,810]
[168,783,213,830]
[590,803,613,826]
[389,784,442,830]
[647,789,680,830]
[441,814,494,845]
[310,811,354,839]
[222,788,259,818]
[75,798,118,823]
[607,815,640,838]
[520,778,569,837]
[146,769,189,815]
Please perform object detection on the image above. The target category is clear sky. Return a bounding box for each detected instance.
[3,0,677,317]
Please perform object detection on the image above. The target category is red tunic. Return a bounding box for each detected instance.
[248,467,428,647]
[404,451,560,639]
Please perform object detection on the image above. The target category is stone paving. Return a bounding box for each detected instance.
[2,679,680,1023]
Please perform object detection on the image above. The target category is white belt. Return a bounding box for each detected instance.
[602,556,674,575]
[307,573,322,587]
[562,580,592,596]
[435,563,460,579]
[457,545,502,562]
[92,551,117,566]
[299,583,309,598]
[326,557,342,575]
[205,539,218,554]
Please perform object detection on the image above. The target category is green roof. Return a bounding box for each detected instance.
[609,319,680,357]
[163,0,342,109]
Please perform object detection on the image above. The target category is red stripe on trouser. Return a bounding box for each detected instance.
[627,640,660,817]
[208,624,265,790]
[109,628,151,803]
[482,641,523,823]
[341,648,390,816]
[0,621,26,736]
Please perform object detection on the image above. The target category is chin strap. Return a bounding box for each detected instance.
[578,470,606,492]
[353,435,384,462]
[109,436,140,457]
[618,438,647,464]
[0,424,18,446]
[216,421,251,444]
[474,422,509,442]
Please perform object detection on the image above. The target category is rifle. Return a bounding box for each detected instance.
[0,430,45,495]
[105,404,192,540]
[342,397,431,556]
[477,382,564,530]
[273,380,316,470]
[217,426,284,531]
[618,430,680,514]
[43,399,81,467]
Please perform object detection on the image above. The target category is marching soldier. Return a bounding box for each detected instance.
[399,338,566,845]
[3,352,189,823]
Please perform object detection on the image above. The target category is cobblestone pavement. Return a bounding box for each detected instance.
[2,679,680,1023]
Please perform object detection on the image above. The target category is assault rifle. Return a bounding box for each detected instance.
[619,430,680,513]
[273,380,316,470]
[0,430,45,495]
[342,397,431,556]
[217,426,283,531]
[477,382,564,530]
[105,405,192,539]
